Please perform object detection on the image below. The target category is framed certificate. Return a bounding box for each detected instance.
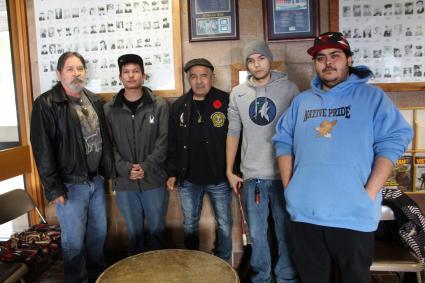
[264,0,319,41]
[188,0,239,42]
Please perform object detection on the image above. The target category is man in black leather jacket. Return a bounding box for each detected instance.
[30,51,113,283]
[166,58,232,261]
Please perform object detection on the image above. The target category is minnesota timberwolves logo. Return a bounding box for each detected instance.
[249,97,277,125]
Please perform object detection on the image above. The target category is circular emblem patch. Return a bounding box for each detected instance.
[248,97,277,126]
[210,112,226,127]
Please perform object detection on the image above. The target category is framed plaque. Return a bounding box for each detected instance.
[188,0,239,42]
[264,0,319,41]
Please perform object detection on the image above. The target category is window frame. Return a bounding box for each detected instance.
[0,0,44,224]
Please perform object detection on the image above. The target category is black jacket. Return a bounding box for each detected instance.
[167,87,229,183]
[30,83,113,202]
[104,87,168,191]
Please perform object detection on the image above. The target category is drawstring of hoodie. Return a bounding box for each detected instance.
[249,76,269,120]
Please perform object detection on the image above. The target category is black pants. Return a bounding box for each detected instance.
[289,221,374,283]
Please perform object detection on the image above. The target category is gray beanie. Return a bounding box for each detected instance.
[243,40,273,65]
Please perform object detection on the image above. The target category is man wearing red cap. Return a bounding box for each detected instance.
[273,32,412,282]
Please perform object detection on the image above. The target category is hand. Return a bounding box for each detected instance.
[227,172,243,194]
[166,177,177,191]
[130,164,144,180]
[51,195,66,206]
[365,188,377,201]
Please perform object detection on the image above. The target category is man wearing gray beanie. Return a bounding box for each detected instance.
[226,40,299,283]
[242,40,274,66]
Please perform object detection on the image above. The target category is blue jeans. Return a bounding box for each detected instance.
[243,179,297,283]
[56,176,107,283]
[178,180,233,260]
[115,187,167,255]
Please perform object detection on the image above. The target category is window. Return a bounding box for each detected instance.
[0,0,42,226]
[0,1,20,150]
[0,176,27,240]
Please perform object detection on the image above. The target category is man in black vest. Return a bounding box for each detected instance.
[167,58,232,261]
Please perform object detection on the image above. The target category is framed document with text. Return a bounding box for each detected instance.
[264,0,319,41]
[188,0,239,42]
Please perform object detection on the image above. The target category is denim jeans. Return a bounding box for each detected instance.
[178,180,233,261]
[115,187,167,255]
[243,179,297,283]
[56,176,107,283]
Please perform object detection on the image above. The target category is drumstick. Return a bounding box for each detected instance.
[238,194,251,246]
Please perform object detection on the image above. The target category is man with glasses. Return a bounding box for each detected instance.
[31,51,113,283]
[273,31,412,283]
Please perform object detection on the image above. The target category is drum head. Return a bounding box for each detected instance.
[97,249,239,283]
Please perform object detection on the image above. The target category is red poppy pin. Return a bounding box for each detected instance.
[212,99,222,109]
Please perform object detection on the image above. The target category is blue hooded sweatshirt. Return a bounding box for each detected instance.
[273,66,413,232]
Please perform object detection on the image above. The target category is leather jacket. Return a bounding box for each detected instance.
[30,83,113,202]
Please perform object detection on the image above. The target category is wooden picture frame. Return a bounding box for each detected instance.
[27,0,183,99]
[329,0,425,92]
[188,0,239,42]
[263,0,319,41]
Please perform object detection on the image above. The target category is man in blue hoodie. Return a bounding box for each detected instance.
[273,32,413,283]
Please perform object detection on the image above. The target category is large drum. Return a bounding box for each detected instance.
[96,249,239,283]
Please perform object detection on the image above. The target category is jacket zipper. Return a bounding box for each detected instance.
[131,114,141,190]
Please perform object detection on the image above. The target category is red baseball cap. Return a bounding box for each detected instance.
[307,32,352,57]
